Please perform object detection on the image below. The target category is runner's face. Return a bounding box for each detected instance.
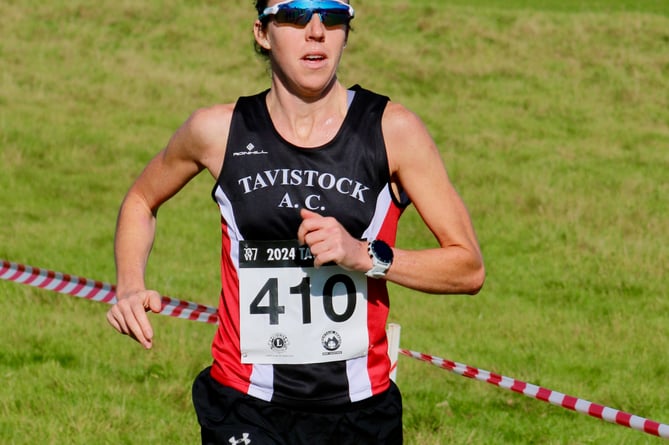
[255,1,350,95]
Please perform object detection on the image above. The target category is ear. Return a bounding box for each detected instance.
[254,20,271,51]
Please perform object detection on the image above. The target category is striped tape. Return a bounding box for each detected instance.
[0,260,218,324]
[400,349,669,439]
[2,259,667,439]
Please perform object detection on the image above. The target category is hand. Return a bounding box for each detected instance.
[297,208,370,271]
[106,290,162,349]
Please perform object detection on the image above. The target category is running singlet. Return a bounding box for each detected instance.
[210,85,408,407]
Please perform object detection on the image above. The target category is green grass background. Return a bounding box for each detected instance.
[1,0,668,443]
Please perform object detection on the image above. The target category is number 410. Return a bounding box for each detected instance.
[249,274,358,325]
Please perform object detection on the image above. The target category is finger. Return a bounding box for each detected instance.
[298,217,316,245]
[114,301,153,349]
[312,250,331,268]
[130,303,154,348]
[299,208,320,220]
[298,208,326,242]
[106,308,124,333]
[107,303,133,335]
[307,237,338,268]
[147,291,163,314]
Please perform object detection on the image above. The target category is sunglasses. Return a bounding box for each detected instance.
[259,0,355,27]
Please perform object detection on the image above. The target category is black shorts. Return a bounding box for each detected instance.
[192,367,403,445]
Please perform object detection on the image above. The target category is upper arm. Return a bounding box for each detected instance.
[125,104,234,213]
[382,103,481,254]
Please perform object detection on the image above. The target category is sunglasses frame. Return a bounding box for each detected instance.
[259,0,355,27]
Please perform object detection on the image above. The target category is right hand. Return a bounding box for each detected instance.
[106,290,163,349]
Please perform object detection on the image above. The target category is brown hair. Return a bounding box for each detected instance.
[254,0,271,57]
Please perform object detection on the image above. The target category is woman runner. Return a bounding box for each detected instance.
[106,1,485,443]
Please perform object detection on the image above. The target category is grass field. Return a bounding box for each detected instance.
[1,0,668,443]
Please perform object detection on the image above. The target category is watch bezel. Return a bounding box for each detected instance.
[370,239,394,264]
[366,239,394,278]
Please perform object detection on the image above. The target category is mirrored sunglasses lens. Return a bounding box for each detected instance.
[320,10,350,26]
[275,8,312,25]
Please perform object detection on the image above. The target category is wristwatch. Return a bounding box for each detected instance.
[366,239,394,278]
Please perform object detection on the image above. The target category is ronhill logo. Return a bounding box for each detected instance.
[233,143,268,157]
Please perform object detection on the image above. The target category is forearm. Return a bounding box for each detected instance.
[384,246,484,295]
[114,192,157,298]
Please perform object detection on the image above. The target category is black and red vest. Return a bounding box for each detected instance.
[210,85,407,406]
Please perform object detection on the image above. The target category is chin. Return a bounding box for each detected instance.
[299,75,338,94]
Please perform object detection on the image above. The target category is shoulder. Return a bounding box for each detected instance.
[381,101,428,135]
[169,103,236,176]
[182,103,236,146]
[381,101,438,174]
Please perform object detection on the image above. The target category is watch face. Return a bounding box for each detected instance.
[372,240,394,263]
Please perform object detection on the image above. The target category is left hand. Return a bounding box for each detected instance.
[297,208,370,271]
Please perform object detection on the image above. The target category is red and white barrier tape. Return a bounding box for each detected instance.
[2,259,668,439]
[400,349,669,439]
[0,260,218,324]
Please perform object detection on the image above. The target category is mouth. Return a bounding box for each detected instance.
[302,53,327,63]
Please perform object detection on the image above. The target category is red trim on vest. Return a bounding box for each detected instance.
[210,216,252,393]
[365,200,404,395]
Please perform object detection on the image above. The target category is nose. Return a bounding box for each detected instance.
[305,12,326,40]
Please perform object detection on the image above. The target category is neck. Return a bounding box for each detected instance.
[266,78,348,148]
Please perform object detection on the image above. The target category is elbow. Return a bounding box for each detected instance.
[465,265,485,295]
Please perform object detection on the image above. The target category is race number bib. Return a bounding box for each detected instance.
[239,240,369,365]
